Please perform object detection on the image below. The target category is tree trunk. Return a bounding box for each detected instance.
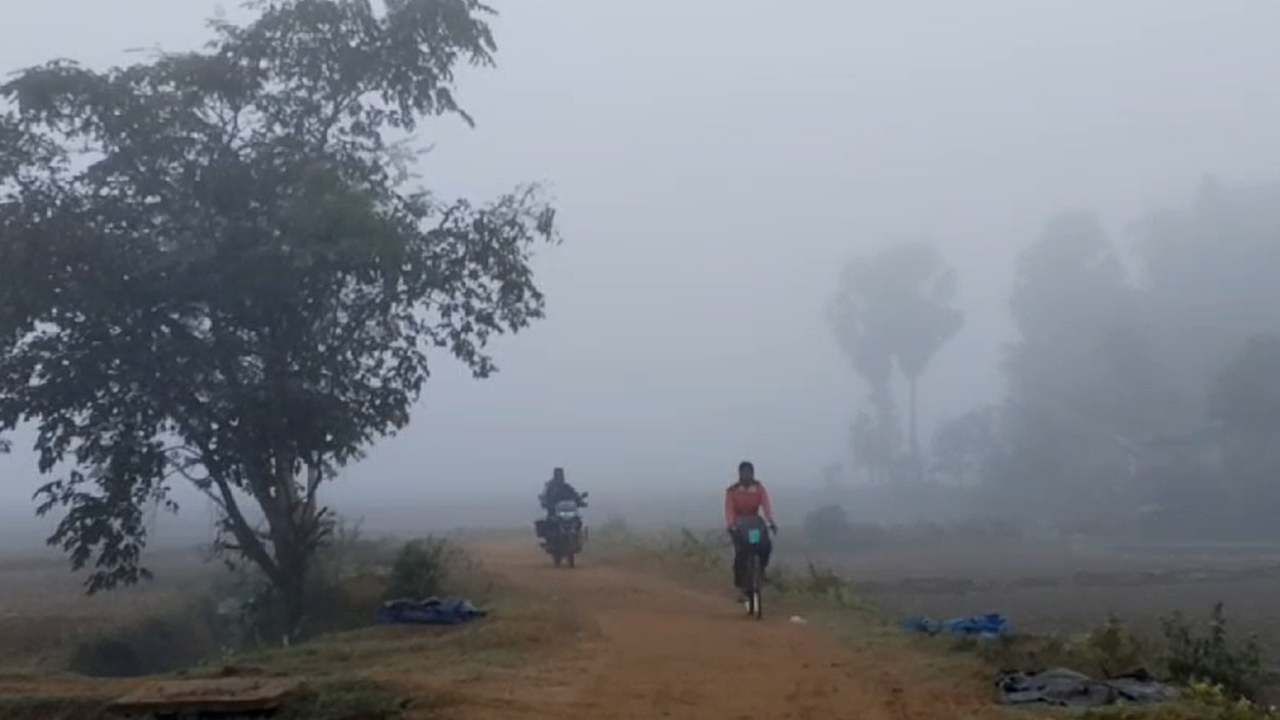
[279,555,308,644]
[908,374,921,482]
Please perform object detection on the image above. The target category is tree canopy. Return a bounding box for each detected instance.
[0,0,556,635]
[999,213,1158,506]
[829,241,962,481]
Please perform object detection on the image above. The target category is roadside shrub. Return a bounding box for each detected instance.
[68,521,407,669]
[1181,682,1279,720]
[1161,603,1262,699]
[385,538,453,600]
[225,570,383,647]
[972,618,1150,681]
[212,515,402,646]
[1087,614,1149,678]
[662,528,724,570]
[810,563,868,610]
[301,519,400,636]
[803,562,846,596]
[769,562,867,610]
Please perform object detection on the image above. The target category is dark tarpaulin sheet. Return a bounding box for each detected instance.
[996,668,1178,708]
[376,597,487,626]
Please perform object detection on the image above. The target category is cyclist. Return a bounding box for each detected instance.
[724,460,777,600]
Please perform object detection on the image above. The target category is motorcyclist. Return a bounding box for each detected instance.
[539,467,586,518]
[725,460,777,599]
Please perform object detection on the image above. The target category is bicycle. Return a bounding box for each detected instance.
[731,520,771,620]
[743,526,765,620]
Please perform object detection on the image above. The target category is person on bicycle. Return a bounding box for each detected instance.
[725,460,777,599]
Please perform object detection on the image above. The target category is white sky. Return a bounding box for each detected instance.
[3,0,1280,540]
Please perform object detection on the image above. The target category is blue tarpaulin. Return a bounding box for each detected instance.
[903,613,1010,639]
[376,597,487,626]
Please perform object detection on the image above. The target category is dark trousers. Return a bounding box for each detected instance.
[732,533,772,591]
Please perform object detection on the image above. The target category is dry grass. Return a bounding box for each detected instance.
[781,537,1280,656]
[0,534,584,719]
[0,548,217,674]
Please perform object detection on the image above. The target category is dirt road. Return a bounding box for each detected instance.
[452,544,1006,720]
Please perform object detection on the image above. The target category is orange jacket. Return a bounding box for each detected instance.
[725,481,775,529]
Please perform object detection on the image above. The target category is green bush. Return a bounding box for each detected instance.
[1162,603,1262,699]
[767,562,867,611]
[385,538,453,600]
[1087,614,1149,678]
[1181,682,1280,720]
[214,519,403,646]
[971,618,1150,681]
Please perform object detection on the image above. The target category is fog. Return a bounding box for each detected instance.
[4,0,1280,545]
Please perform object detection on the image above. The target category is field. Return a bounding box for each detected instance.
[7,534,1280,659]
[0,529,1274,719]
[0,537,589,719]
[0,548,219,674]
[783,536,1280,658]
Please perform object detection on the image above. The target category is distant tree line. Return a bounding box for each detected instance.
[829,179,1280,536]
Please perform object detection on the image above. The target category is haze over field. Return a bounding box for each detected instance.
[4,0,1280,546]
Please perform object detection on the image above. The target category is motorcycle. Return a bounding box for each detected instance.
[535,494,588,568]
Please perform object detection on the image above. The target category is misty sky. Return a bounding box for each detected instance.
[3,0,1280,536]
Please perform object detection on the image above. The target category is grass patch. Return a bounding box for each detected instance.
[0,696,107,720]
[235,590,581,679]
[591,524,881,612]
[1082,681,1280,719]
[956,615,1149,681]
[280,678,409,720]
[0,533,574,720]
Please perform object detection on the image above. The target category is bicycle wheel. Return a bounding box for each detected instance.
[747,552,763,620]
